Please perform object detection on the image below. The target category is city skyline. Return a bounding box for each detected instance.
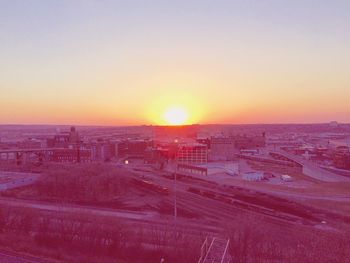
[1,0,350,125]
[1,2,350,262]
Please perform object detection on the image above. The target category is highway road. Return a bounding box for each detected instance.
[0,197,156,220]
[268,147,350,182]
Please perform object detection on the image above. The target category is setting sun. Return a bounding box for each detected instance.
[147,91,204,125]
[162,107,189,125]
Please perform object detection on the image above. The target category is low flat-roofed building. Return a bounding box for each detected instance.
[49,148,91,163]
[177,163,208,176]
[333,146,350,170]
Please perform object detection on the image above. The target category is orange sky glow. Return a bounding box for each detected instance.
[1,1,350,125]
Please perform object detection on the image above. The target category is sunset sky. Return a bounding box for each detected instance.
[1,0,349,125]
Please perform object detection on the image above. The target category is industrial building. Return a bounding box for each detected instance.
[176,143,208,164]
[48,148,91,163]
[117,139,153,158]
[333,146,350,170]
[209,136,236,161]
[233,133,266,149]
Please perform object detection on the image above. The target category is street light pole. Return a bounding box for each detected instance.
[173,139,179,244]
[173,159,178,244]
[174,164,177,221]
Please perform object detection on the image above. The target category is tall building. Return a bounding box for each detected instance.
[68,126,80,144]
[47,126,80,148]
[117,139,153,157]
[90,140,116,162]
[233,133,266,149]
[176,143,208,164]
[209,136,236,161]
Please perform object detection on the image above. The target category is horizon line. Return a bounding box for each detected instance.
[0,121,347,128]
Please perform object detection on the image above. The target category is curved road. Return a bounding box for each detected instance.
[269,147,350,182]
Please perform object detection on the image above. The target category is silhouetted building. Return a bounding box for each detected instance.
[144,147,169,168]
[117,139,153,157]
[153,125,199,139]
[47,126,80,148]
[68,126,80,144]
[90,140,116,161]
[209,136,236,161]
[233,133,266,149]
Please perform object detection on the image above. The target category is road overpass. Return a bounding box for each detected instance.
[269,148,350,182]
[0,148,61,165]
